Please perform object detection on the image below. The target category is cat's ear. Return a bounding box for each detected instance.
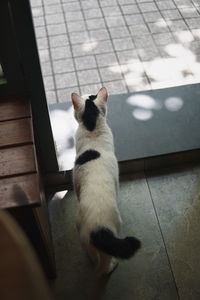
[97,87,108,104]
[71,93,82,110]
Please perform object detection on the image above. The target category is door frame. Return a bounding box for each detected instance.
[0,0,59,175]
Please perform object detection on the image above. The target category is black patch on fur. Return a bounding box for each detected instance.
[75,149,100,166]
[91,228,141,259]
[82,99,99,131]
[88,94,97,101]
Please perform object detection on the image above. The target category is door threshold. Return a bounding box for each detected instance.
[47,83,200,191]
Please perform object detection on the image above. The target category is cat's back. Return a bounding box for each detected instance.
[74,146,118,187]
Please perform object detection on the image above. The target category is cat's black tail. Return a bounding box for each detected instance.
[90,228,141,259]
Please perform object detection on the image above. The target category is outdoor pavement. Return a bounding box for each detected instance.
[30,0,200,104]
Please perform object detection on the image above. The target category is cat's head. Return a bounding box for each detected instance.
[71,87,108,131]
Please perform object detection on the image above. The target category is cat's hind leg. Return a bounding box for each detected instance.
[86,244,100,266]
[97,253,118,276]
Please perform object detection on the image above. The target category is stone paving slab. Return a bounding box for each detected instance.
[31,0,200,104]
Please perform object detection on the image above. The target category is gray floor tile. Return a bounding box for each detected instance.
[45,4,62,15]
[189,40,200,54]
[80,83,102,95]
[167,19,188,31]
[102,5,122,16]
[43,0,60,5]
[32,6,44,17]
[174,0,195,9]
[129,24,150,35]
[57,87,80,103]
[45,90,57,104]
[72,43,94,57]
[125,74,151,92]
[120,60,145,77]
[65,11,84,22]
[69,31,90,44]
[81,0,99,10]
[92,40,114,54]
[192,0,200,7]
[108,26,130,38]
[125,14,145,25]
[86,18,106,30]
[50,46,72,60]
[39,49,50,62]
[89,29,110,41]
[36,37,48,50]
[179,7,200,18]
[121,4,140,14]
[67,20,87,33]
[113,37,135,51]
[173,30,194,43]
[153,32,175,46]
[77,69,101,85]
[74,55,97,70]
[96,52,118,67]
[53,58,74,74]
[105,15,126,27]
[33,16,45,27]
[61,0,79,3]
[47,24,67,36]
[156,0,176,10]
[185,17,200,29]
[191,28,200,39]
[41,61,52,76]
[45,13,65,25]
[117,49,139,64]
[48,173,179,300]
[49,35,69,48]
[133,35,156,48]
[142,11,162,23]
[147,164,200,300]
[63,2,81,12]
[161,9,183,21]
[118,0,136,4]
[136,0,154,2]
[43,75,55,90]
[83,8,103,19]
[35,26,47,38]
[100,0,118,6]
[102,79,128,94]
[30,0,42,7]
[55,72,77,88]
[138,2,158,13]
[99,66,123,81]
[148,20,170,34]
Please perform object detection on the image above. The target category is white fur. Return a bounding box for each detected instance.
[72,88,122,275]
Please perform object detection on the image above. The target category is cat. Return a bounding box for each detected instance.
[71,87,141,275]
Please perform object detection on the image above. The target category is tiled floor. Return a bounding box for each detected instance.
[31,0,200,104]
[48,163,200,299]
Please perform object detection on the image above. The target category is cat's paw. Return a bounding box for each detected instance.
[103,258,118,276]
[109,258,119,273]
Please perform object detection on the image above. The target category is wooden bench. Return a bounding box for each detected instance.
[0,96,56,278]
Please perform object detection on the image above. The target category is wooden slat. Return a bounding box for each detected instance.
[0,98,30,121]
[0,174,40,208]
[0,145,36,178]
[0,118,33,148]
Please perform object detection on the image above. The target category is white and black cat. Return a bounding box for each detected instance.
[71,87,141,275]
